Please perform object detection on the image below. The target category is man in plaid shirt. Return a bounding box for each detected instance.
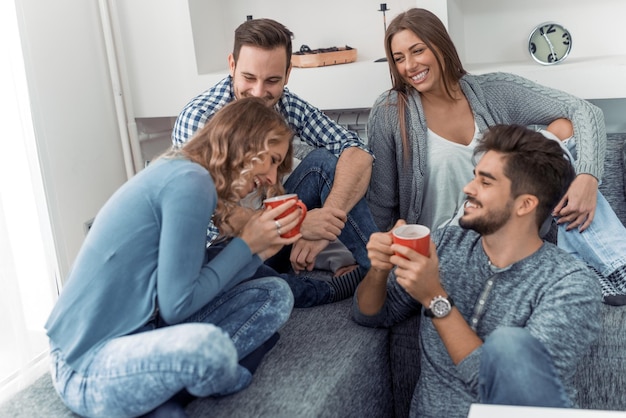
[172,18,378,304]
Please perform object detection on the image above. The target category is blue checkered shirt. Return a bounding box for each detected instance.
[172,76,370,155]
[172,76,372,245]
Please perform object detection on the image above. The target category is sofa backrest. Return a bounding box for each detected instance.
[600,133,626,226]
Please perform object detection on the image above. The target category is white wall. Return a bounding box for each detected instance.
[15,0,128,282]
[113,0,448,117]
[11,0,625,284]
[448,0,626,65]
[114,0,626,118]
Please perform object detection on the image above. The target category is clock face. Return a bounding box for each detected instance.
[528,23,572,65]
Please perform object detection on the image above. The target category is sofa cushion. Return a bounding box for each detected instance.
[573,133,626,410]
[186,298,393,417]
[0,300,392,418]
[389,315,421,418]
[574,303,626,409]
[0,374,77,418]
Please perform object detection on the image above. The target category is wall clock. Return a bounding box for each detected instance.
[528,22,572,65]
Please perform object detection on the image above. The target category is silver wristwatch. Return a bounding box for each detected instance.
[424,295,454,318]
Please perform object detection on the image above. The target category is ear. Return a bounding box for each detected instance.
[284,62,292,86]
[515,194,539,217]
[228,53,236,77]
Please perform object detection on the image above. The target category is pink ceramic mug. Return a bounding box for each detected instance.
[263,194,307,238]
[392,224,431,258]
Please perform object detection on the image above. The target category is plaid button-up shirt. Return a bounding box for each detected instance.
[172,75,372,245]
[172,76,370,156]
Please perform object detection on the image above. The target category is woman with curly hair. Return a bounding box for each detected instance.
[45,97,298,417]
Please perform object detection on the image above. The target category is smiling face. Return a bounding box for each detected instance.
[390,29,444,95]
[229,45,291,108]
[241,136,290,198]
[459,151,515,235]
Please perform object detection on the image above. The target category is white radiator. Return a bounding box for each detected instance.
[323,108,371,144]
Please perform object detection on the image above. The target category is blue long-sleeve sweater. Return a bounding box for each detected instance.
[45,158,263,373]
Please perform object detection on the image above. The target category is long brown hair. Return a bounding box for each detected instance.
[176,97,294,231]
[384,8,467,160]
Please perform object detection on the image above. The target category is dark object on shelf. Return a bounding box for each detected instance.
[292,45,357,68]
[375,3,389,62]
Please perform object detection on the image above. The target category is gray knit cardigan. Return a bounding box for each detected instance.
[366,72,607,232]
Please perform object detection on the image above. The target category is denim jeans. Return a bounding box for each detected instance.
[479,327,572,407]
[555,137,626,276]
[209,239,333,308]
[557,191,626,276]
[283,148,379,271]
[49,276,293,418]
[252,262,333,308]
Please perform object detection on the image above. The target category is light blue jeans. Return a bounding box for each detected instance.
[479,327,572,407]
[555,137,626,276]
[558,191,626,276]
[49,277,293,418]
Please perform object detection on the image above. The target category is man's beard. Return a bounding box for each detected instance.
[459,198,513,235]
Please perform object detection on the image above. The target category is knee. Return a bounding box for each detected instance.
[182,325,249,394]
[274,276,295,307]
[479,327,570,407]
[256,277,294,323]
[300,148,337,173]
[306,147,335,160]
[183,324,239,373]
[482,327,538,369]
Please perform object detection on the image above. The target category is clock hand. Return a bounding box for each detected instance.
[542,33,557,60]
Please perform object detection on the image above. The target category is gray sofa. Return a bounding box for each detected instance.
[1,134,624,418]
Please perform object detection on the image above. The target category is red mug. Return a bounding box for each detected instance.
[392,224,431,258]
[263,194,307,238]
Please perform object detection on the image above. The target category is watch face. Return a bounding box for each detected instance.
[528,23,572,65]
[432,298,451,318]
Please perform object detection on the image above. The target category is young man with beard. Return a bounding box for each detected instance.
[173,18,378,306]
[352,125,601,417]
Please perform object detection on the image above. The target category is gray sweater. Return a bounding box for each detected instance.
[366,72,607,232]
[352,226,602,418]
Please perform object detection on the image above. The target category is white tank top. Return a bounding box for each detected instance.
[418,124,481,230]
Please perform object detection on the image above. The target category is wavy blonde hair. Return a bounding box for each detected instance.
[167,97,293,232]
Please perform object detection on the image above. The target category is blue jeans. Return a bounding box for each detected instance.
[558,191,626,276]
[556,138,626,276]
[479,327,572,407]
[209,239,333,308]
[283,148,378,271]
[49,277,293,418]
[252,262,333,308]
